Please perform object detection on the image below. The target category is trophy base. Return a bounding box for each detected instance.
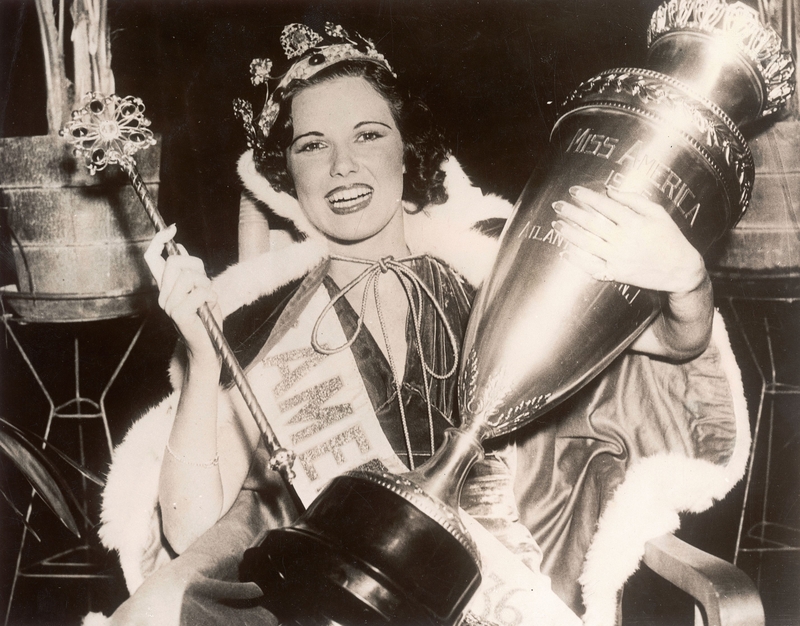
[241,472,481,626]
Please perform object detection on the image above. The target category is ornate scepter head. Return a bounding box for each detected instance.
[60,93,156,175]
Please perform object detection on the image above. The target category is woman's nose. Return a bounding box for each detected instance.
[330,146,358,177]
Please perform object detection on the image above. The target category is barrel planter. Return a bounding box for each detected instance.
[0,134,160,322]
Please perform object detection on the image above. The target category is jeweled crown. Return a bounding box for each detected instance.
[234,23,394,151]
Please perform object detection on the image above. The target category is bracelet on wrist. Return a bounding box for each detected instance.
[166,441,219,468]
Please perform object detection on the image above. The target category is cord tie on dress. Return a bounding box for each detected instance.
[311,254,460,469]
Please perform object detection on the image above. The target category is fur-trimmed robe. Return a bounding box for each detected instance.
[89,155,749,626]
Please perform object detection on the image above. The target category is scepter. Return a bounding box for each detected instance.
[61,93,297,487]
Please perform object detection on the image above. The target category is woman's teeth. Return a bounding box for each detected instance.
[327,186,373,214]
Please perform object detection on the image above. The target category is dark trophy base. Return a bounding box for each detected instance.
[241,472,481,626]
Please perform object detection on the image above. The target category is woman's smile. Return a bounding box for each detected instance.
[326,183,374,214]
[286,76,406,253]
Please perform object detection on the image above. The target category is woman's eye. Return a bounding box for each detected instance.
[297,141,325,153]
[356,131,383,142]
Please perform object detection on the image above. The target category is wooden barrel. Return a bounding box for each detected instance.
[709,119,800,299]
[0,134,160,322]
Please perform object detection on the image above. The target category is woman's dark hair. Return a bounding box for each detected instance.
[253,59,450,208]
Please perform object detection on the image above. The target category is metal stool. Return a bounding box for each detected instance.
[723,297,800,571]
[2,313,147,625]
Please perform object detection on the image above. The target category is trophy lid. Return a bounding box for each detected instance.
[647,0,795,125]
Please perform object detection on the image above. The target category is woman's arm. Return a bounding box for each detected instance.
[552,186,713,360]
[628,271,713,360]
[159,349,224,554]
[144,226,256,553]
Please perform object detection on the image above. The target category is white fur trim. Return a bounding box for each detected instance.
[405,208,500,288]
[81,612,111,626]
[212,237,328,316]
[439,157,514,224]
[406,159,513,286]
[237,150,323,240]
[706,311,751,488]
[579,311,751,626]
[99,395,176,593]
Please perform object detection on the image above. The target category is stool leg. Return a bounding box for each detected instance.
[2,319,57,626]
[730,303,800,573]
[2,316,148,623]
[99,318,146,456]
[758,319,776,547]
[734,382,765,566]
[730,303,767,567]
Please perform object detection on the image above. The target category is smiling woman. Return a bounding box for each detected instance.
[91,18,749,626]
[258,58,450,212]
[286,77,406,248]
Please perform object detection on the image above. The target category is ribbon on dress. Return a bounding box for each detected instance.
[312,254,460,468]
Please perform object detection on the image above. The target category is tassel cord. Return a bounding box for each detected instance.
[311,255,460,468]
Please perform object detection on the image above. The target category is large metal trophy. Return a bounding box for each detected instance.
[238,1,796,625]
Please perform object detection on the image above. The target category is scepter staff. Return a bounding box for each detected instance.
[61,92,297,488]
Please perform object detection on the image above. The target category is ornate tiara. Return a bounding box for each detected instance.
[233,23,394,151]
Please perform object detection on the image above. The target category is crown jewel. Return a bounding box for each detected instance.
[234,22,394,151]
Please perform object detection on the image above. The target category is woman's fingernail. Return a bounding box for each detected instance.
[552,201,564,214]
[552,220,563,232]
[569,185,584,199]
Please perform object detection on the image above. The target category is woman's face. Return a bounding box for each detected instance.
[286,76,405,245]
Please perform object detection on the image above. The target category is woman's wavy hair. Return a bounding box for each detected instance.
[253,59,450,208]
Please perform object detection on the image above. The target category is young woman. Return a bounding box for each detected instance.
[96,23,747,626]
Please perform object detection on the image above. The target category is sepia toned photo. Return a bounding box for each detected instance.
[1,1,798,624]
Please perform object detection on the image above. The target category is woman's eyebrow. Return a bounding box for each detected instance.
[290,121,392,147]
[354,121,392,130]
[290,131,324,147]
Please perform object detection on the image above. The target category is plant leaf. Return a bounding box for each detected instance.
[0,487,42,542]
[0,418,104,487]
[34,0,70,131]
[0,426,81,537]
[0,420,94,530]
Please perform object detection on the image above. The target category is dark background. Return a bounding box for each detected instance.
[1,0,663,272]
[1,1,797,624]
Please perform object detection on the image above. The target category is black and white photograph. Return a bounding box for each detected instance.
[1,1,798,624]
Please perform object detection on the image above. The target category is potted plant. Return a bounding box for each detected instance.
[0,412,106,622]
[0,0,160,323]
[0,417,102,542]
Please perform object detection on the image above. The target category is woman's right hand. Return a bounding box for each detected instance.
[144,225,222,365]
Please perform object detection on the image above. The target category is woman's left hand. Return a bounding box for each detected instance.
[553,185,714,359]
[553,185,706,295]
